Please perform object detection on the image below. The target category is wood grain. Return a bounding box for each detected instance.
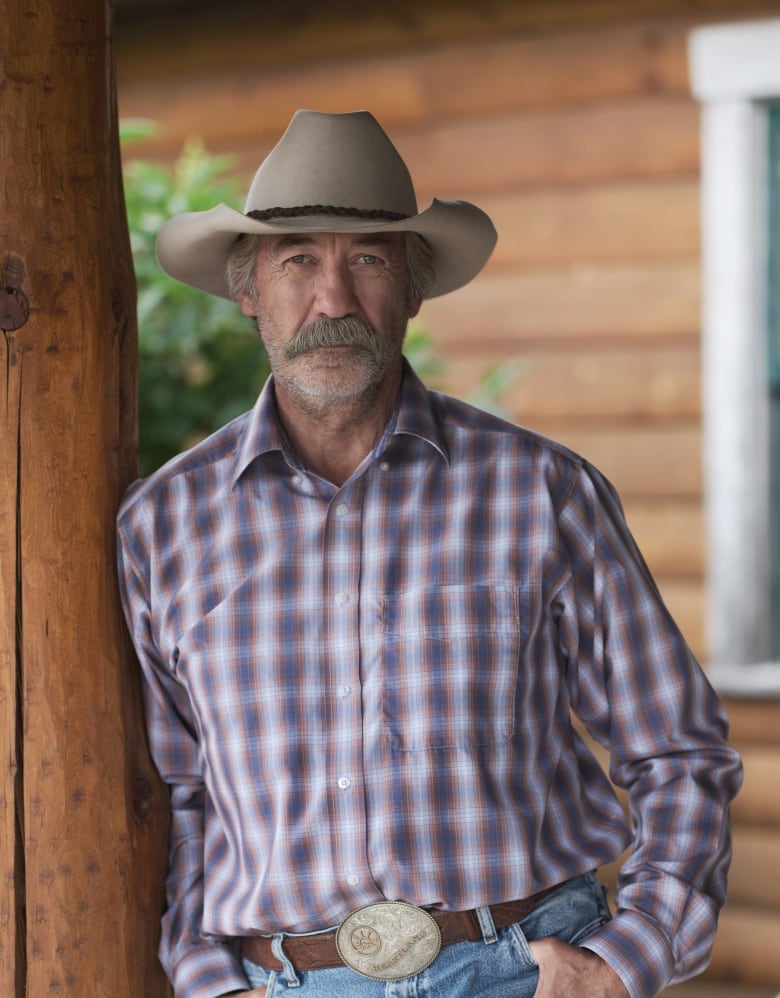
[0,2,168,994]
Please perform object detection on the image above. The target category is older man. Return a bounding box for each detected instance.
[117,110,742,998]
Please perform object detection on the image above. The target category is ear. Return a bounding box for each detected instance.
[239,294,257,317]
[406,293,423,320]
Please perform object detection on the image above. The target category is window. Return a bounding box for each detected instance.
[690,18,780,695]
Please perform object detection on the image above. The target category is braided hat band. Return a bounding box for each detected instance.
[246,206,408,223]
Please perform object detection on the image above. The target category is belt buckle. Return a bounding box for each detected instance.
[336,901,442,981]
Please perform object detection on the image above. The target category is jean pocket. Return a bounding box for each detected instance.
[507,922,540,970]
[242,957,274,992]
[568,913,610,947]
[517,872,611,947]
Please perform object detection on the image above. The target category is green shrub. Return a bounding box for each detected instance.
[122,122,270,474]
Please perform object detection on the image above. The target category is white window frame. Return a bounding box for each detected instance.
[690,18,780,696]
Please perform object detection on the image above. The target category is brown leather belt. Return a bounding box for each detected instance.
[240,880,566,973]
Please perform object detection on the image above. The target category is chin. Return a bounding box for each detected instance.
[296,369,388,406]
[299,360,385,394]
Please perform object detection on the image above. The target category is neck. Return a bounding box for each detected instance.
[273,370,401,486]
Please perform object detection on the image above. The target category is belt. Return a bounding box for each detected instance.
[240,880,566,973]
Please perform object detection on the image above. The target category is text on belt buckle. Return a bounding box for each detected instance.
[336,901,442,981]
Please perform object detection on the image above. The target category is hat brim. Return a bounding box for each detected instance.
[155,198,497,300]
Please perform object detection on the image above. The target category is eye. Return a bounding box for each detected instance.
[357,254,381,265]
[287,253,311,265]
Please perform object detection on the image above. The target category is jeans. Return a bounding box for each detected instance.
[242,871,610,997]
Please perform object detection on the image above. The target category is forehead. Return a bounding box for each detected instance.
[262,231,405,255]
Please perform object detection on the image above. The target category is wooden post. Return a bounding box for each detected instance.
[0,1,169,995]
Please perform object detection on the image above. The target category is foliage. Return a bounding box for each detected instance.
[122,121,269,474]
[121,122,516,474]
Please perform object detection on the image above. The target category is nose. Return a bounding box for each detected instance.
[314,256,357,319]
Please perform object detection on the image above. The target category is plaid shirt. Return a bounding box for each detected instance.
[117,363,742,998]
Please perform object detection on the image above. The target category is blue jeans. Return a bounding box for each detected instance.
[242,872,610,997]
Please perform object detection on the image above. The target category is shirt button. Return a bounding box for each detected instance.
[338,685,351,698]
[335,591,349,606]
[336,503,350,518]
[379,461,390,472]
[337,776,352,790]
[291,474,303,485]
[346,874,360,886]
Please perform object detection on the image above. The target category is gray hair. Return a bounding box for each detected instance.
[225,230,436,306]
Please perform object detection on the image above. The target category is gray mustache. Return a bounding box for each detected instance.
[284,317,378,360]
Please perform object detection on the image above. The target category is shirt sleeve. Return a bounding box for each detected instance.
[555,462,743,998]
[116,502,251,998]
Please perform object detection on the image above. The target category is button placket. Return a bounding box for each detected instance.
[324,485,369,895]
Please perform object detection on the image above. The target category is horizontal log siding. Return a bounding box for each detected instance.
[117,4,780,992]
[119,10,710,653]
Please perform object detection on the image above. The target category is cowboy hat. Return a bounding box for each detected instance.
[156,109,497,300]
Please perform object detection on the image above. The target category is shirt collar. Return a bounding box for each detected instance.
[391,360,450,465]
[231,359,450,487]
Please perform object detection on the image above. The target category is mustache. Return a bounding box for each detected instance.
[284,317,379,360]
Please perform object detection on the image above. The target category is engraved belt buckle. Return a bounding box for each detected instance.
[336,901,442,981]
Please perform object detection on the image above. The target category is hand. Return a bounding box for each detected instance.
[528,938,629,998]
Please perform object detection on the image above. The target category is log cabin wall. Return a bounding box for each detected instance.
[116,1,780,992]
[117,0,780,662]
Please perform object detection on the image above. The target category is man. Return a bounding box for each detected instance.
[117,110,742,998]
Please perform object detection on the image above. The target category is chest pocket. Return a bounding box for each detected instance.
[380,583,521,751]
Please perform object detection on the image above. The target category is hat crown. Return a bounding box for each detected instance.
[244,110,419,218]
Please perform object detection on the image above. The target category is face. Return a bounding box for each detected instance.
[240,231,421,411]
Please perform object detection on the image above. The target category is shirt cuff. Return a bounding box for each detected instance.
[170,939,250,998]
[580,909,675,998]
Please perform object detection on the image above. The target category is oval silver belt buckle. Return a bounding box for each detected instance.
[336,900,442,981]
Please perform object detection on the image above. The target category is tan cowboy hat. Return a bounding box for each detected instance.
[156,109,497,300]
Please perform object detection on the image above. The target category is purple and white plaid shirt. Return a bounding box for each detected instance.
[117,363,741,998]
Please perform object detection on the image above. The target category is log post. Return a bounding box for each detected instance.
[0,1,169,994]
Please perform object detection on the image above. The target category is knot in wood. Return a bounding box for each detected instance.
[132,776,154,822]
[0,285,29,331]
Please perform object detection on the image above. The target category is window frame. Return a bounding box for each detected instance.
[769,106,780,659]
[690,18,780,695]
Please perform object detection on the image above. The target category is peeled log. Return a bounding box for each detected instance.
[0,1,169,994]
